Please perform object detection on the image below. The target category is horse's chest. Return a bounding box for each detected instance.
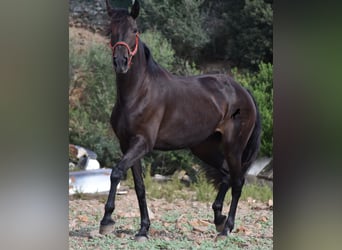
[110,107,147,138]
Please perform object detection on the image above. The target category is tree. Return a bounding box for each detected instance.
[201,0,273,69]
[139,0,209,60]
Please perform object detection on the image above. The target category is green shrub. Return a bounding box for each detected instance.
[140,30,175,71]
[69,39,121,167]
[140,29,200,76]
[140,0,209,59]
[147,150,198,177]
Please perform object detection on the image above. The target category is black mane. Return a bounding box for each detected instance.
[142,42,170,77]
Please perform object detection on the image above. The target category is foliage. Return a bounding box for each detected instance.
[140,30,175,70]
[81,0,272,70]
[233,62,273,156]
[69,38,121,167]
[147,150,198,177]
[123,164,272,203]
[140,29,200,76]
[191,171,216,202]
[240,183,273,202]
[137,0,272,69]
[139,0,209,60]
[201,0,273,69]
[231,0,273,68]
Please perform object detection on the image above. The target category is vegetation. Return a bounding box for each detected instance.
[69,37,121,167]
[139,0,209,61]
[124,164,273,203]
[108,0,273,69]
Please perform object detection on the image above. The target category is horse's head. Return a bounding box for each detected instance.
[106,0,140,74]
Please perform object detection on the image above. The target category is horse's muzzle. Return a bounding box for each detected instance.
[113,56,129,74]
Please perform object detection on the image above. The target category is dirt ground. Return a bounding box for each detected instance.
[69,184,273,249]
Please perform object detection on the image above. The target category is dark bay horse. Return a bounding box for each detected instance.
[99,0,261,242]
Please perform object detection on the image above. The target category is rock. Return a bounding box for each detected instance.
[69,0,109,32]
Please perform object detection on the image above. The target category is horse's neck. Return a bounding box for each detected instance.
[115,42,147,105]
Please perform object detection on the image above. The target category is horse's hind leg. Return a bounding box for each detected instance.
[190,135,231,232]
[218,118,253,238]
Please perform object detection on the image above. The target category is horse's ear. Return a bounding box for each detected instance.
[130,0,140,19]
[105,0,114,17]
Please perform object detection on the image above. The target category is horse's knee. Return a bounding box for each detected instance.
[111,168,124,182]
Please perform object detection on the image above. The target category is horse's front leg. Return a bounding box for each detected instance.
[99,135,149,235]
[131,161,150,241]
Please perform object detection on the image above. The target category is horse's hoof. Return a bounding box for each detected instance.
[99,223,115,235]
[215,216,227,232]
[215,235,228,242]
[134,235,148,242]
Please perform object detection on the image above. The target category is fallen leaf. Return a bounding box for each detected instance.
[189,219,210,233]
[77,215,88,222]
[235,225,252,236]
[256,216,268,223]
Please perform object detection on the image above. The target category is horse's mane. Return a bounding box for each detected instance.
[142,42,171,78]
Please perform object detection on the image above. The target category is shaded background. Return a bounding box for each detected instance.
[0,0,341,249]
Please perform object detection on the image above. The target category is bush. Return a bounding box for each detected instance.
[69,39,121,167]
[140,30,175,71]
[231,0,273,68]
[200,0,273,69]
[69,109,121,167]
[140,30,200,76]
[233,62,273,156]
[140,0,209,60]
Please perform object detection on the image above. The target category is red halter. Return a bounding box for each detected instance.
[109,33,139,67]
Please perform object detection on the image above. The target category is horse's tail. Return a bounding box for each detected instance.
[242,89,262,172]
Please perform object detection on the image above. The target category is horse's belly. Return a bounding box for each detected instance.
[154,120,218,150]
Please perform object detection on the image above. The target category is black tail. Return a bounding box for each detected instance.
[242,89,262,172]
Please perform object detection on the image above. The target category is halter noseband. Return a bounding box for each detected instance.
[109,33,139,67]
